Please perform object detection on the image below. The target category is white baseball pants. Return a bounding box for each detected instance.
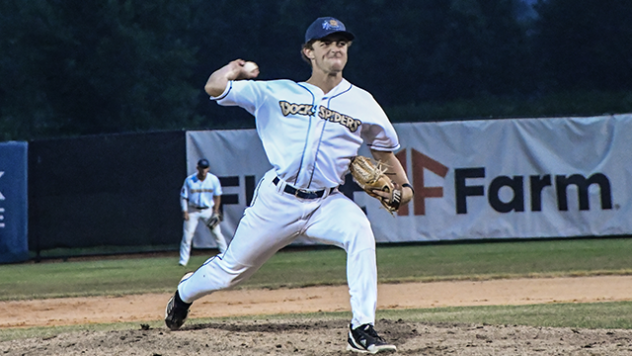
[178,169,378,328]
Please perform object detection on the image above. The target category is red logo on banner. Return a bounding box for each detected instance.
[396,149,449,216]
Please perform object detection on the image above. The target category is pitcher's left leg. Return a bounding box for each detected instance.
[305,193,397,353]
[303,193,377,327]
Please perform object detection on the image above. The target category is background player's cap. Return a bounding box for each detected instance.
[197,158,210,168]
[305,17,355,43]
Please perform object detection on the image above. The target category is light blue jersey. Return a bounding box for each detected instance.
[180,173,223,210]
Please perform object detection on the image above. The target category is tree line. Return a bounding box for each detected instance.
[1,0,631,141]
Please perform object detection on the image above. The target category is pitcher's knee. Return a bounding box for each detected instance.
[341,223,375,252]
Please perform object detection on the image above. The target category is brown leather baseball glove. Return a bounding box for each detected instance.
[206,212,222,229]
[349,156,401,214]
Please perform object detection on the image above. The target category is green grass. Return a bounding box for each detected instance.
[385,301,632,329]
[376,237,632,282]
[2,238,631,301]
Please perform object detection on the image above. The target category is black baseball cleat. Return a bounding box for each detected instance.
[164,290,191,330]
[164,272,194,330]
[347,323,397,354]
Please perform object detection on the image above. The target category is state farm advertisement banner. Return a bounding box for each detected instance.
[373,114,632,242]
[187,114,632,244]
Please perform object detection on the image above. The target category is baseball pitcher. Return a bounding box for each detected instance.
[166,17,414,354]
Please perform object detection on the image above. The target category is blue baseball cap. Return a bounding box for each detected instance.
[197,158,210,168]
[304,17,355,43]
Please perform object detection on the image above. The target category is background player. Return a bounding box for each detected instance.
[166,17,413,354]
[178,158,227,266]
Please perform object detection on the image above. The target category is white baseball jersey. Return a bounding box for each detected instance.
[180,173,223,210]
[213,78,400,189]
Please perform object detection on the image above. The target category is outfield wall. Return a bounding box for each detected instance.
[7,114,630,259]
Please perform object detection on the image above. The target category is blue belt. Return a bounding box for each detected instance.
[272,177,333,199]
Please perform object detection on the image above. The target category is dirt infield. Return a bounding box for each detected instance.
[2,276,632,355]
